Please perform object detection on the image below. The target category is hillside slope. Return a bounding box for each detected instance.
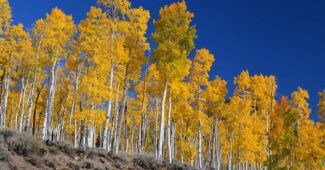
[0,129,195,170]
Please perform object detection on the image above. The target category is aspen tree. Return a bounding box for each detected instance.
[205,76,227,169]
[0,0,11,128]
[189,48,214,168]
[34,8,75,140]
[114,6,150,153]
[151,1,196,161]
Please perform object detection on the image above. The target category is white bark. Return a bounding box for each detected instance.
[228,152,232,170]
[171,122,176,161]
[19,77,29,132]
[1,69,10,128]
[154,97,159,159]
[198,121,203,169]
[211,117,217,169]
[24,74,36,132]
[114,72,128,153]
[42,59,57,140]
[15,79,24,130]
[158,79,168,161]
[138,66,148,154]
[87,124,95,148]
[74,112,78,147]
[80,120,86,149]
[112,84,120,151]
[197,86,203,169]
[167,93,172,163]
[103,63,114,150]
[123,112,128,152]
[71,70,80,147]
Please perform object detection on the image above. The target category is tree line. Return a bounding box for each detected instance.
[0,0,324,169]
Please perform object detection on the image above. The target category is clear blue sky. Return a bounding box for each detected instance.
[9,0,324,121]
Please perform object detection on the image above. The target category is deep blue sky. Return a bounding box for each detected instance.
[9,0,324,121]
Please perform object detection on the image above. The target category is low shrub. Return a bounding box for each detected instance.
[0,146,10,161]
[44,159,56,168]
[25,155,43,168]
[81,159,94,169]
[0,129,17,140]
[8,135,47,156]
[133,154,162,170]
[67,162,80,170]
[55,141,75,155]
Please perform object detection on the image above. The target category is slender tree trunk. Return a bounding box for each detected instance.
[24,74,36,132]
[109,83,120,151]
[74,110,78,147]
[123,109,128,152]
[197,86,203,169]
[19,76,29,132]
[216,118,221,170]
[131,124,135,152]
[68,69,79,142]
[80,119,86,149]
[114,65,128,153]
[8,103,13,128]
[171,122,176,161]
[154,96,159,158]
[87,122,95,148]
[158,79,168,161]
[198,121,203,169]
[167,91,172,164]
[112,84,120,151]
[228,151,232,170]
[75,100,82,147]
[42,59,57,140]
[1,68,10,128]
[32,87,42,135]
[103,63,114,150]
[138,66,148,154]
[15,78,24,130]
[211,117,217,169]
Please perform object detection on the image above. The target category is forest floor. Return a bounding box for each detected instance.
[0,129,195,170]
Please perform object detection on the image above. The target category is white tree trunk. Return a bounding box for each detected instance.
[103,63,114,150]
[19,77,29,132]
[154,97,159,159]
[71,70,80,147]
[80,120,86,149]
[158,79,168,161]
[15,78,24,130]
[228,152,232,170]
[211,117,217,169]
[42,59,57,140]
[216,118,222,170]
[24,73,36,132]
[167,93,172,164]
[123,112,128,152]
[87,124,94,148]
[74,110,78,147]
[112,84,120,151]
[138,66,148,154]
[197,85,203,169]
[1,69,10,128]
[198,121,203,169]
[114,72,128,153]
[171,122,176,161]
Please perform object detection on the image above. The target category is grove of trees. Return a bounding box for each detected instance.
[0,0,324,169]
